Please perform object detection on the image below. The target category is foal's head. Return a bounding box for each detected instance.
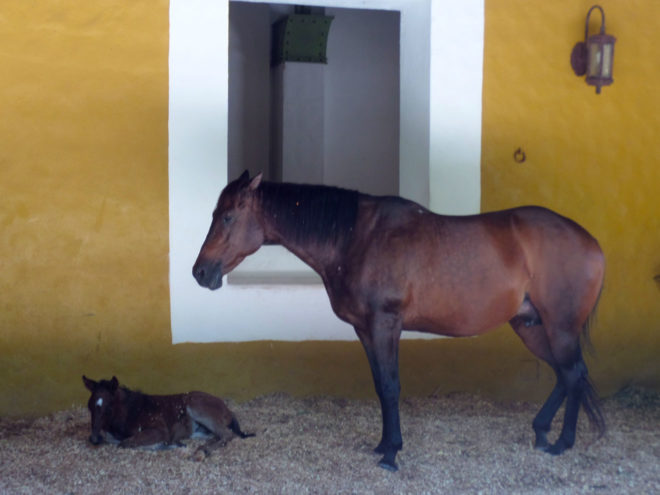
[193,171,264,289]
[82,375,119,445]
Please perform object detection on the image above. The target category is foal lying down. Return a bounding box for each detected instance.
[82,376,254,452]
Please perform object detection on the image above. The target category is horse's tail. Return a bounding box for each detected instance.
[580,282,603,357]
[580,371,606,439]
[229,415,255,439]
[580,283,606,438]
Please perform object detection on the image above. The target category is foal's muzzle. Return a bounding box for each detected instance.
[192,260,224,290]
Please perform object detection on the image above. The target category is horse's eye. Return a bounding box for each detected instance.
[223,214,233,226]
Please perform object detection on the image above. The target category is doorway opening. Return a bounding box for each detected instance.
[228,2,400,197]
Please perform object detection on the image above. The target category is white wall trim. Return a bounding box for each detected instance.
[429,1,483,214]
[169,0,484,343]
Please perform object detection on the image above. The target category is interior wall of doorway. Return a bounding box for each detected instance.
[228,2,400,197]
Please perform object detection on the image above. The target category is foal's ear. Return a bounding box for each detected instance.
[109,376,119,391]
[82,375,96,391]
[248,172,263,191]
[238,170,250,182]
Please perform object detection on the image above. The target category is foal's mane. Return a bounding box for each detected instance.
[96,381,155,415]
[122,386,158,410]
[257,181,360,247]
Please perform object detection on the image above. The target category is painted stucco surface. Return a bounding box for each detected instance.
[1,1,658,417]
[481,0,660,395]
[1,2,171,415]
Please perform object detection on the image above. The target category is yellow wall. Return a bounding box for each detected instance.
[1,1,171,416]
[0,1,658,418]
[481,0,660,393]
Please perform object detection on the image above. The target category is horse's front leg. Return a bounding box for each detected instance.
[356,311,403,471]
[118,428,171,450]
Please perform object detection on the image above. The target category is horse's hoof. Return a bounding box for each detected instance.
[533,439,549,451]
[378,457,398,472]
[542,441,567,456]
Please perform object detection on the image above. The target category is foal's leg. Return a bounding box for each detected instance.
[356,312,403,471]
[118,428,171,449]
[186,394,236,443]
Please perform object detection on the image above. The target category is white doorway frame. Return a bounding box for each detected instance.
[169,0,484,342]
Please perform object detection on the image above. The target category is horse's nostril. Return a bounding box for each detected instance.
[193,260,223,289]
[193,264,205,281]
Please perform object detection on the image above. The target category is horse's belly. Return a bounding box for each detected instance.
[403,316,494,337]
[401,286,522,337]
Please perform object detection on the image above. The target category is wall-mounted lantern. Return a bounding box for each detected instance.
[570,5,616,94]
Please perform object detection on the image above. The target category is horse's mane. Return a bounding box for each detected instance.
[258,181,360,247]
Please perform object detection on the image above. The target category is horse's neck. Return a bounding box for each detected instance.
[266,226,335,277]
[258,183,355,277]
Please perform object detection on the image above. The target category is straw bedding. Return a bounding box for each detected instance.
[1,387,658,494]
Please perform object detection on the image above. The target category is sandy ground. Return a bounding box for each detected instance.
[0,387,658,494]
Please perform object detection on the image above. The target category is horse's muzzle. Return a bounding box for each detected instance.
[192,260,224,290]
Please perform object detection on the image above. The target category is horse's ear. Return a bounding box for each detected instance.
[82,375,96,391]
[110,376,119,391]
[238,170,250,183]
[248,172,263,191]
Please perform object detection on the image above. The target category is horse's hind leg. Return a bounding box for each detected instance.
[514,315,603,455]
[530,372,565,450]
[530,355,594,455]
[510,315,567,449]
[544,344,605,455]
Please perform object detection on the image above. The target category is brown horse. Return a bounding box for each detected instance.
[192,171,605,471]
[82,376,254,450]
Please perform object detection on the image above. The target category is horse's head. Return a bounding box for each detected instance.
[193,170,264,289]
[82,375,119,445]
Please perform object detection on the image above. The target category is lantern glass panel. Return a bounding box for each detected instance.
[601,44,613,77]
[587,42,602,77]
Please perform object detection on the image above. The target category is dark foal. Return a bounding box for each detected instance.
[83,376,253,450]
[193,171,605,471]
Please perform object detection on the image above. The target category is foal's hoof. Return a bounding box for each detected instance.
[88,435,103,446]
[377,457,398,472]
[191,447,209,462]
